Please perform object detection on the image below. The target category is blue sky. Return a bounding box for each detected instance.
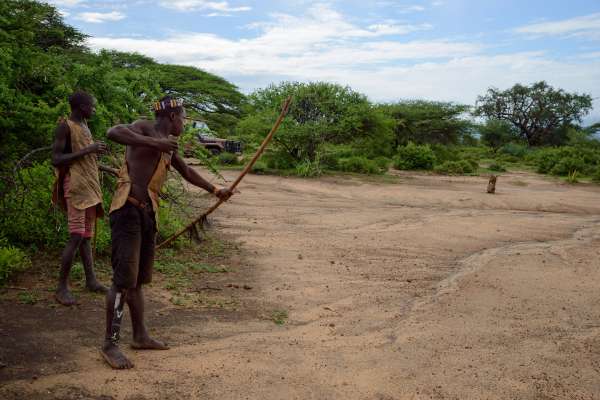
[50,0,600,123]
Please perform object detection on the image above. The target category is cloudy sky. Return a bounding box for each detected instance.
[50,0,600,122]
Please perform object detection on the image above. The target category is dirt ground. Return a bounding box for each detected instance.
[2,168,600,399]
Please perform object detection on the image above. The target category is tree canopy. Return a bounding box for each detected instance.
[0,0,244,175]
[379,101,472,147]
[475,81,593,146]
[237,81,393,162]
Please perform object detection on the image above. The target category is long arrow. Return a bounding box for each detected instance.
[156,96,293,249]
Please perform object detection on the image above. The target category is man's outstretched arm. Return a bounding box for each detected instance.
[171,153,232,200]
[107,123,178,153]
[52,121,106,167]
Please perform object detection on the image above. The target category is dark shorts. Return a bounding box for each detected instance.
[110,202,157,289]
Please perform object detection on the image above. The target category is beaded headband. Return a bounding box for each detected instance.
[153,98,184,111]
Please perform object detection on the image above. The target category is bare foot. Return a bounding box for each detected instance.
[86,281,108,294]
[55,287,77,306]
[131,337,169,350]
[101,342,134,369]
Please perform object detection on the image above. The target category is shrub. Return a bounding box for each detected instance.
[593,166,600,182]
[294,159,322,177]
[337,157,381,174]
[488,163,507,172]
[549,156,587,176]
[218,152,238,165]
[499,143,529,158]
[531,146,600,175]
[0,162,69,249]
[373,156,391,172]
[434,160,476,175]
[264,150,297,170]
[251,160,268,174]
[318,144,359,170]
[0,246,31,286]
[393,143,436,170]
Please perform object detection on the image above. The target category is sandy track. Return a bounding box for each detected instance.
[2,170,600,399]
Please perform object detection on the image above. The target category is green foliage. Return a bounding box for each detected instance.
[264,150,297,170]
[380,100,471,146]
[337,157,381,175]
[217,152,238,165]
[0,245,31,286]
[479,119,520,151]
[17,290,39,305]
[373,156,391,172]
[393,143,436,170]
[0,162,68,248]
[498,143,529,159]
[434,160,476,175]
[592,166,600,182]
[237,81,394,168]
[488,163,507,172]
[251,160,268,174]
[475,81,593,146]
[294,159,323,177]
[566,170,579,184]
[549,157,587,176]
[271,309,289,325]
[156,200,188,246]
[530,146,600,176]
[151,63,244,136]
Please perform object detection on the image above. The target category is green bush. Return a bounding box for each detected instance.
[499,143,529,158]
[0,246,31,286]
[373,156,391,172]
[549,156,587,176]
[318,144,359,170]
[337,157,381,174]
[393,143,436,170]
[592,166,600,182]
[430,144,459,164]
[264,151,297,170]
[496,154,521,164]
[488,163,507,172]
[531,146,600,175]
[294,159,323,177]
[217,152,238,165]
[251,160,268,174]
[156,200,188,246]
[434,160,476,175]
[0,162,69,249]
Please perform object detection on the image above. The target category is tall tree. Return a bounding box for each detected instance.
[237,82,393,162]
[379,101,471,147]
[152,64,245,136]
[475,81,593,146]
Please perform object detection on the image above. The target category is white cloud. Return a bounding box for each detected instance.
[514,13,600,39]
[398,5,425,14]
[88,4,475,75]
[75,11,125,23]
[47,0,85,6]
[86,3,600,123]
[159,0,251,13]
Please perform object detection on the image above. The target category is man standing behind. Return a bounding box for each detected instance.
[52,91,108,306]
[101,96,231,369]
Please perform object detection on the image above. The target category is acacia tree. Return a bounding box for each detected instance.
[475,81,592,146]
[379,101,471,147]
[237,82,393,162]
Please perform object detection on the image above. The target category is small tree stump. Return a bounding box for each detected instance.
[487,175,497,194]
